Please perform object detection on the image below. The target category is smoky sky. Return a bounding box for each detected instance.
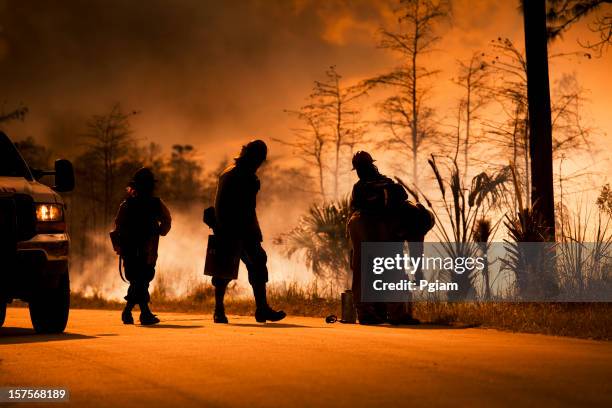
[0,0,610,172]
[0,0,394,160]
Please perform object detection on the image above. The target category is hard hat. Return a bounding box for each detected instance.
[132,167,155,183]
[130,167,156,192]
[352,151,375,170]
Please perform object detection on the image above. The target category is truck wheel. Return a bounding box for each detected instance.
[0,302,6,328]
[29,274,70,334]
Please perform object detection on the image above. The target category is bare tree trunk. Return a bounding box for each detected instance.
[523,0,555,240]
[334,76,342,201]
[412,147,418,188]
[511,105,520,213]
[334,138,340,201]
[454,102,462,163]
[464,73,471,180]
[317,155,325,201]
[104,126,111,227]
[411,4,419,187]
[523,116,531,205]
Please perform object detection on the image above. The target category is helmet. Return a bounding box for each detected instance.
[351,151,375,170]
[130,167,156,193]
[132,167,155,183]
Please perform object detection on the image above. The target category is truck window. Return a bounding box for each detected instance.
[0,134,33,180]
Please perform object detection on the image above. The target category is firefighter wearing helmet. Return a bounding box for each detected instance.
[206,139,286,324]
[112,167,172,325]
[347,151,433,325]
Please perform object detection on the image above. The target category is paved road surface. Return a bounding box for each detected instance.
[1,308,611,407]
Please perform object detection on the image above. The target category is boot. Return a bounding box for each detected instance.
[252,282,286,323]
[387,302,420,325]
[358,317,386,325]
[214,307,229,324]
[121,303,134,325]
[139,303,160,325]
[213,279,229,323]
[255,307,286,323]
[140,312,160,325]
[357,303,385,325]
[140,313,160,325]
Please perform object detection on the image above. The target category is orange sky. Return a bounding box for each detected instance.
[0,0,610,187]
[2,0,609,291]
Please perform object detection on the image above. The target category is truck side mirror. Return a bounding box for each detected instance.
[53,159,75,192]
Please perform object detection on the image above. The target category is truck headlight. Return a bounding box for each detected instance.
[36,204,64,222]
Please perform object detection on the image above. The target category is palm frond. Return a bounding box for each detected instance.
[279,198,352,285]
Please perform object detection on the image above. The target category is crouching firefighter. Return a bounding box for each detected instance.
[347,151,434,325]
[111,167,172,325]
[203,139,286,324]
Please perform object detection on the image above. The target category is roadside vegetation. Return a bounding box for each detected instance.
[55,284,611,340]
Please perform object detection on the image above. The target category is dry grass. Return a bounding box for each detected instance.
[413,302,612,340]
[64,284,612,340]
[70,280,341,318]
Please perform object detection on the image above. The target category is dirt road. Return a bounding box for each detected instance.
[1,308,611,407]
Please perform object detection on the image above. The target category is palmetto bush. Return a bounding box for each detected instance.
[423,155,510,300]
[276,198,352,289]
[502,165,558,299]
[502,176,610,300]
[473,218,493,299]
[503,207,558,298]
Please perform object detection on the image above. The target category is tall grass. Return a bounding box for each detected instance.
[556,197,612,299]
[413,302,611,340]
[423,155,510,300]
[84,278,341,317]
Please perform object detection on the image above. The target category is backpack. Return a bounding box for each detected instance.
[396,201,435,240]
[111,196,162,256]
[355,177,408,214]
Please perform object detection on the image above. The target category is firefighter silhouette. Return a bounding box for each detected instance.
[112,167,171,325]
[205,140,286,324]
[347,151,434,325]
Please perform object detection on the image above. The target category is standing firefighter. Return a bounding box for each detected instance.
[347,151,434,325]
[204,140,286,324]
[112,167,172,325]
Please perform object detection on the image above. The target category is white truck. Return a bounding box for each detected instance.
[0,131,74,333]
